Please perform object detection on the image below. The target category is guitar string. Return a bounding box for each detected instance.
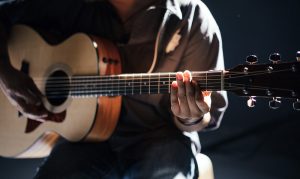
[36,80,220,88]
[67,83,294,94]
[222,83,296,93]
[29,71,224,80]
[43,83,296,98]
[37,76,296,94]
[42,81,223,89]
[30,68,294,82]
[33,69,296,90]
[14,66,295,98]
[44,85,223,94]
[31,70,289,85]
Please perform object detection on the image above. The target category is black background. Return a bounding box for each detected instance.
[1,0,300,178]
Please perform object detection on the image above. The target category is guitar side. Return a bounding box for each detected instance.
[0,25,121,158]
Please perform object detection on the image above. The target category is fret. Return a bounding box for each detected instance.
[131,75,134,95]
[148,74,150,94]
[221,70,224,91]
[84,77,90,97]
[168,73,171,94]
[106,76,112,96]
[117,75,126,96]
[91,78,98,97]
[132,74,141,94]
[91,77,99,96]
[139,74,142,94]
[124,75,134,95]
[118,75,120,96]
[110,75,118,96]
[124,75,127,96]
[107,76,112,96]
[100,76,105,96]
[158,72,160,94]
[109,76,119,96]
[159,73,172,94]
[69,77,75,97]
[71,77,100,97]
[141,74,149,94]
[82,77,88,97]
[71,77,83,97]
[194,71,222,91]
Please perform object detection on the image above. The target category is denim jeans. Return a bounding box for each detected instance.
[34,131,199,179]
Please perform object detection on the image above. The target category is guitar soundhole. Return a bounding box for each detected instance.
[45,70,70,106]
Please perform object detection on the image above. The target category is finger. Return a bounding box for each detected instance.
[189,81,203,119]
[176,72,190,117]
[170,81,180,116]
[195,83,210,114]
[184,71,202,119]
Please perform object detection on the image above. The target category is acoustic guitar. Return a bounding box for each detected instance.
[0,25,299,159]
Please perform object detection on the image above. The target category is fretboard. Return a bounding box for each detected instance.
[69,71,225,98]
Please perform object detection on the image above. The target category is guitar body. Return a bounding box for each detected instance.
[0,25,122,158]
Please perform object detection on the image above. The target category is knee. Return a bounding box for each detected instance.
[196,153,214,179]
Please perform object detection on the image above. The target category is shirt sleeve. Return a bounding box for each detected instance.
[179,0,228,131]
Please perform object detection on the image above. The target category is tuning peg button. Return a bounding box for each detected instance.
[269,53,281,64]
[296,51,300,62]
[246,55,258,65]
[247,97,256,108]
[293,99,300,111]
[269,97,281,109]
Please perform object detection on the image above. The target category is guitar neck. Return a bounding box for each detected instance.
[69,71,225,97]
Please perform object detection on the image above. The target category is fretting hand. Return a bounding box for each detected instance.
[170,70,211,131]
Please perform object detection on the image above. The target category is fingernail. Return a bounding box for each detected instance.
[171,81,178,88]
[183,70,192,82]
[176,72,183,80]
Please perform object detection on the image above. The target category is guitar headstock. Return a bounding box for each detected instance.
[225,52,300,110]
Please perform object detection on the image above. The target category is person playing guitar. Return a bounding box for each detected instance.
[0,0,227,178]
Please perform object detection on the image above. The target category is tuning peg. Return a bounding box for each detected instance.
[269,97,281,109]
[246,55,258,65]
[269,53,281,64]
[247,97,256,108]
[296,51,300,62]
[293,99,300,111]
